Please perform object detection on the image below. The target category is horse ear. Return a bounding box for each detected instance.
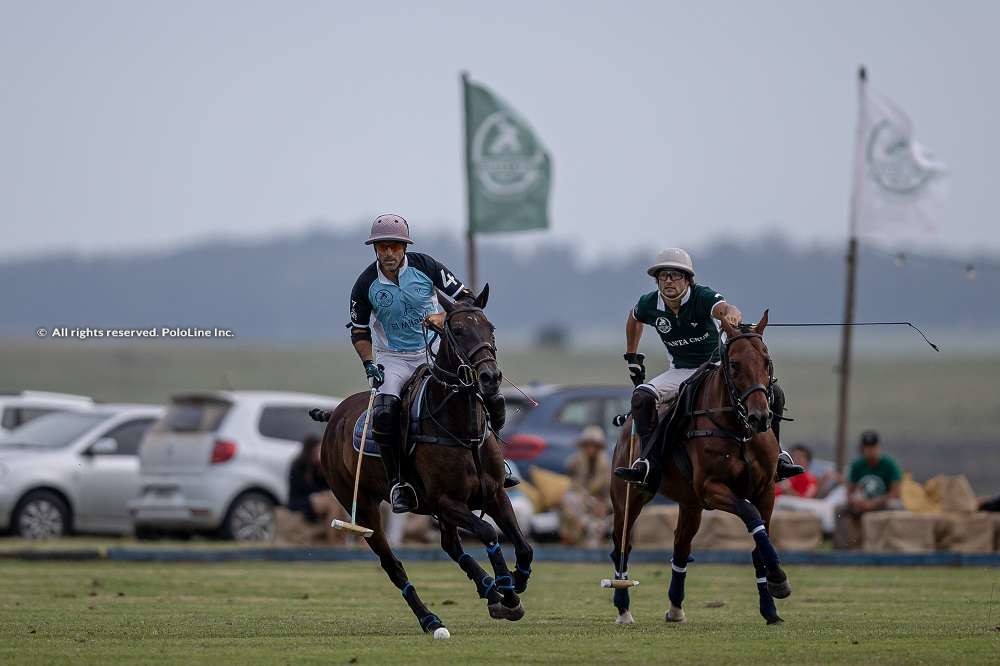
[475,283,490,309]
[756,309,769,335]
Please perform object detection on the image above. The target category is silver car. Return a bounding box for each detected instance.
[130,390,339,541]
[0,404,164,538]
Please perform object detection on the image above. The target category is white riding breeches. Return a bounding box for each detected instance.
[637,366,699,404]
[375,349,426,398]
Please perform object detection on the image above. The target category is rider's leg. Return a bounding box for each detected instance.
[769,381,804,481]
[371,393,415,513]
[483,393,519,489]
[615,367,694,488]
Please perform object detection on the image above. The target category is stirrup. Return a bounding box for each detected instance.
[614,458,650,485]
[503,474,520,489]
[390,482,418,514]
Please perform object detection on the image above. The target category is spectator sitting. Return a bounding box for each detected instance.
[559,425,612,547]
[776,443,818,498]
[833,430,903,549]
[288,434,330,523]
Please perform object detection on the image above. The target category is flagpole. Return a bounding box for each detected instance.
[461,70,478,293]
[834,65,867,474]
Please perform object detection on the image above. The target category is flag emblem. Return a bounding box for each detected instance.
[472,111,546,198]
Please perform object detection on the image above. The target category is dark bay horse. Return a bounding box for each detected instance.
[320,285,533,637]
[609,310,790,626]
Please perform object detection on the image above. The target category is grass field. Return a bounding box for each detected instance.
[2,341,998,488]
[1,561,997,665]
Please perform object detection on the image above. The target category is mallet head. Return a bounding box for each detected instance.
[332,519,374,538]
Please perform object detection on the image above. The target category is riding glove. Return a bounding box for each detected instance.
[364,360,385,389]
[623,352,646,387]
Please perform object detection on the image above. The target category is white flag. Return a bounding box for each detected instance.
[852,86,948,241]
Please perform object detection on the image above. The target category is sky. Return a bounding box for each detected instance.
[2,0,998,262]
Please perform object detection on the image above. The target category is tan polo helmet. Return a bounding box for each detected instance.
[646,248,695,278]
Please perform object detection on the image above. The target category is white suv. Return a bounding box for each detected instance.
[130,390,340,541]
[0,391,94,434]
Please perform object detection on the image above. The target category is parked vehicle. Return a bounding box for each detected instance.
[0,391,94,434]
[129,390,340,541]
[0,404,164,538]
[499,384,631,474]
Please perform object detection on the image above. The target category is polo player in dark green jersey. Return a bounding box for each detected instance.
[614,248,804,490]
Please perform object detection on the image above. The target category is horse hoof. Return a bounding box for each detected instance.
[488,602,507,620]
[767,578,792,599]
[766,615,784,626]
[615,611,635,625]
[502,602,525,622]
[433,627,451,640]
[665,606,687,623]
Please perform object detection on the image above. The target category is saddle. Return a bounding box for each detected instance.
[650,361,718,483]
[351,365,433,459]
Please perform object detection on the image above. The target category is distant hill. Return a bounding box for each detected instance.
[2,226,998,344]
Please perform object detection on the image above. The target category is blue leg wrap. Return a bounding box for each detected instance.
[482,576,497,599]
[495,575,514,592]
[752,548,778,620]
[751,527,780,570]
[613,586,630,612]
[401,582,414,598]
[418,613,442,632]
[486,542,502,556]
[516,565,532,577]
[668,560,687,609]
[458,553,474,567]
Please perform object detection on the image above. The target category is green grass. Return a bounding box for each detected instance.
[0,561,997,664]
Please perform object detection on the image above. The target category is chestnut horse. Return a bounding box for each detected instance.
[609,311,790,626]
[320,286,533,637]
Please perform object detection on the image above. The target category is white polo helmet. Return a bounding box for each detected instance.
[646,248,694,278]
[365,214,413,245]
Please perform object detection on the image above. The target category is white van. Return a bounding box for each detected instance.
[130,390,339,541]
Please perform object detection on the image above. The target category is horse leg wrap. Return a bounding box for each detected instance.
[418,613,443,633]
[513,562,532,594]
[668,559,688,609]
[752,549,779,622]
[612,569,631,612]
[736,500,780,570]
[458,553,497,600]
[495,575,514,593]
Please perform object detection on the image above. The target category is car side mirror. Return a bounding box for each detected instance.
[89,437,118,455]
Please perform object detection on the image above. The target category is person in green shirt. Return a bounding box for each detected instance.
[614,248,803,490]
[847,430,902,512]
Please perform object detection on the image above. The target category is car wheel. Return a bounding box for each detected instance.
[14,490,70,539]
[221,491,276,541]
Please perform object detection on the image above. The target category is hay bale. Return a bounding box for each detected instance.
[934,512,995,553]
[769,510,822,551]
[632,504,678,549]
[862,511,937,553]
[692,510,753,551]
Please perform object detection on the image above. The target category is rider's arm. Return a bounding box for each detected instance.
[409,252,475,304]
[352,337,373,364]
[348,268,375,363]
[711,301,742,328]
[625,310,644,353]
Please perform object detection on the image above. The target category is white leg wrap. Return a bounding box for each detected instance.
[671,562,688,574]
[750,524,766,536]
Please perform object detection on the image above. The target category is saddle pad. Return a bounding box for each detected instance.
[352,410,381,458]
[351,376,432,459]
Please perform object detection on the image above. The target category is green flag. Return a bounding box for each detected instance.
[463,75,552,234]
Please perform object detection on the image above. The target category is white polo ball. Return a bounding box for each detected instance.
[433,627,451,640]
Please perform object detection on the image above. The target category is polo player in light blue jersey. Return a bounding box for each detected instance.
[345,214,510,513]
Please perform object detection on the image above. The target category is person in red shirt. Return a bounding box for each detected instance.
[776,444,818,498]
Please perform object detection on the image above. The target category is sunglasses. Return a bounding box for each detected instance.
[657,270,689,282]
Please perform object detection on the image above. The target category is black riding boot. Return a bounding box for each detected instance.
[769,382,804,481]
[372,394,417,513]
[484,393,519,489]
[613,387,662,491]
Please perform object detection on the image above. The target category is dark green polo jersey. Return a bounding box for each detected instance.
[633,284,725,369]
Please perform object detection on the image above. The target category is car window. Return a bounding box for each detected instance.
[556,399,602,428]
[99,418,156,456]
[156,397,231,433]
[0,412,107,448]
[17,407,59,428]
[258,406,325,442]
[0,408,16,430]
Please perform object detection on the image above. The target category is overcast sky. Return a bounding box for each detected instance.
[2,1,997,261]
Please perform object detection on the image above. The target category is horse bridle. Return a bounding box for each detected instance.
[718,331,774,439]
[423,305,498,391]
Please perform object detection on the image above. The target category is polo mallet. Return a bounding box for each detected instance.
[332,388,376,538]
[600,420,641,591]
